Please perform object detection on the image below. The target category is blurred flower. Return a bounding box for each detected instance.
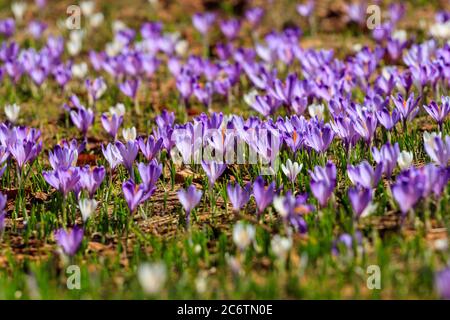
[138,262,167,295]
[309,161,336,207]
[78,198,97,222]
[424,132,450,167]
[102,143,123,169]
[72,63,88,79]
[122,127,137,142]
[4,103,20,123]
[252,176,276,216]
[201,161,226,187]
[308,103,324,120]
[435,267,450,299]
[348,185,376,219]
[271,235,292,261]
[227,182,251,212]
[55,226,84,256]
[347,160,382,189]
[397,150,413,170]
[281,159,302,184]
[177,185,202,228]
[232,221,255,251]
[11,2,27,22]
[80,1,95,17]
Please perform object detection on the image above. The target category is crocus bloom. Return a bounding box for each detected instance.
[227,183,251,212]
[397,150,413,170]
[348,186,376,219]
[78,198,97,222]
[102,143,123,169]
[392,92,420,122]
[137,160,162,199]
[49,144,78,170]
[372,142,400,177]
[245,7,264,26]
[122,127,137,142]
[376,107,399,131]
[281,159,302,184]
[138,135,163,161]
[122,179,146,212]
[85,77,107,103]
[347,161,382,189]
[309,161,336,207]
[220,19,241,40]
[252,176,276,216]
[271,235,292,261]
[304,123,334,152]
[423,97,450,131]
[297,0,315,17]
[119,78,140,99]
[54,226,84,256]
[273,192,311,233]
[232,221,255,251]
[4,103,20,123]
[70,105,94,137]
[391,169,425,214]
[435,268,450,299]
[78,166,105,198]
[115,140,138,177]
[43,168,80,198]
[138,262,167,295]
[9,140,42,172]
[192,12,216,35]
[101,113,123,140]
[424,132,450,167]
[201,161,227,187]
[177,185,203,228]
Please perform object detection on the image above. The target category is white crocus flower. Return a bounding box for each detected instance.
[232,222,255,251]
[423,131,440,150]
[11,2,27,22]
[175,40,189,56]
[392,30,407,42]
[243,89,258,107]
[273,196,288,218]
[109,103,126,117]
[281,159,302,183]
[271,235,292,260]
[105,40,125,57]
[360,202,377,218]
[308,103,325,120]
[122,127,137,142]
[67,40,82,56]
[78,198,98,222]
[89,12,104,28]
[430,21,450,40]
[397,150,413,170]
[4,103,20,123]
[72,62,88,79]
[112,20,127,33]
[80,1,95,17]
[138,262,167,295]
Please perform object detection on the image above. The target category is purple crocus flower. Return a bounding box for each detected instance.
[192,12,216,35]
[220,19,241,40]
[304,122,334,152]
[376,107,400,131]
[348,186,373,219]
[122,179,146,212]
[115,140,138,178]
[424,133,450,167]
[78,166,106,198]
[347,161,382,189]
[70,105,94,137]
[9,140,42,173]
[252,176,276,217]
[391,169,426,215]
[245,7,264,26]
[43,168,81,198]
[371,142,400,177]
[177,185,203,228]
[309,161,336,207]
[102,143,123,169]
[201,161,227,187]
[85,77,106,103]
[392,92,420,123]
[101,113,123,140]
[119,78,140,100]
[435,267,450,300]
[0,19,15,38]
[54,226,84,256]
[49,144,78,170]
[28,20,47,39]
[138,135,163,162]
[297,0,315,17]
[227,182,251,212]
[332,232,363,256]
[274,191,312,234]
[137,160,162,200]
[423,97,450,131]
